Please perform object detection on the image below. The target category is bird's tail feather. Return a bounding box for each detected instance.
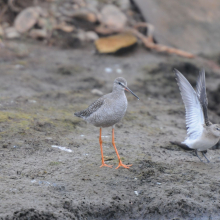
[74,112,82,118]
[170,141,194,151]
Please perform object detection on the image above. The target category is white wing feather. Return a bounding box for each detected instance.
[174,69,204,142]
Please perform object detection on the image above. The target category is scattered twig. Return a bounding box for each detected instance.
[133,22,154,42]
[129,27,194,58]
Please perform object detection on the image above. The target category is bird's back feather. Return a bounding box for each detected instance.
[74,98,105,119]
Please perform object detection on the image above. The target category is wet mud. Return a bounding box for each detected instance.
[1,41,220,219]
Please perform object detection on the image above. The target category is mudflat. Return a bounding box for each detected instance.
[1,41,220,219]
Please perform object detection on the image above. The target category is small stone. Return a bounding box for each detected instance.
[86,13,97,23]
[100,4,127,29]
[72,9,97,23]
[91,89,103,96]
[5,27,20,39]
[85,0,98,11]
[77,30,87,42]
[14,7,40,33]
[29,29,47,39]
[85,31,98,41]
[55,22,75,32]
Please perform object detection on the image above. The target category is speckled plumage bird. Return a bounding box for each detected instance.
[74,77,139,169]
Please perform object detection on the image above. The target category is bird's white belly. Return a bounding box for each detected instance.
[184,137,219,151]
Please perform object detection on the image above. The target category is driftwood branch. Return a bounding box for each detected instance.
[95,22,194,58]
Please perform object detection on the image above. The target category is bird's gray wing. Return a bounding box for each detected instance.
[174,69,205,140]
[196,69,210,126]
[74,97,105,118]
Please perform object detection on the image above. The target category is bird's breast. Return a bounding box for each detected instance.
[88,93,127,127]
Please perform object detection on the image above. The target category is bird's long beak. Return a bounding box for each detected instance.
[122,84,140,100]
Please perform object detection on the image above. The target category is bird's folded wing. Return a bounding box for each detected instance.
[174,69,205,140]
[75,98,105,118]
[196,69,210,126]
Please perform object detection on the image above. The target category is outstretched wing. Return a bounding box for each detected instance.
[174,69,205,140]
[196,69,210,126]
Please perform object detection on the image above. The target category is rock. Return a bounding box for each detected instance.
[132,0,220,55]
[29,29,48,39]
[59,6,76,17]
[85,31,98,41]
[77,30,87,42]
[71,9,97,23]
[99,4,127,29]
[55,22,75,32]
[95,33,137,53]
[77,30,98,42]
[14,7,40,33]
[5,27,20,39]
[85,0,98,11]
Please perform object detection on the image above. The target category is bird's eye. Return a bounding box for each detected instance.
[118,82,122,85]
[217,128,220,131]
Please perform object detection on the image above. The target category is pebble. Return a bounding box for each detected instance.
[5,27,20,39]
[14,7,40,33]
[100,4,127,29]
[29,29,47,39]
[86,31,99,41]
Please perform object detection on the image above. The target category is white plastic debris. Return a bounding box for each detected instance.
[157,182,161,185]
[116,68,122,74]
[29,100,37,103]
[134,191,139,196]
[105,67,112,73]
[51,145,72,152]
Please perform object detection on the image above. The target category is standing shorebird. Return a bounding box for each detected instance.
[75,77,139,169]
[171,69,220,162]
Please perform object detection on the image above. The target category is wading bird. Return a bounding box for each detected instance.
[75,77,139,168]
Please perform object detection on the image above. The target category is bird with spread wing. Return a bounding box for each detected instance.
[171,69,220,162]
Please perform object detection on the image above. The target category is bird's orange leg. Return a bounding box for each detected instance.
[99,128,112,168]
[112,128,132,169]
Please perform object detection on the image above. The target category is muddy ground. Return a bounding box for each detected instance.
[1,41,220,219]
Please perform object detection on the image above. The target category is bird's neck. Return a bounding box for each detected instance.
[112,89,125,98]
